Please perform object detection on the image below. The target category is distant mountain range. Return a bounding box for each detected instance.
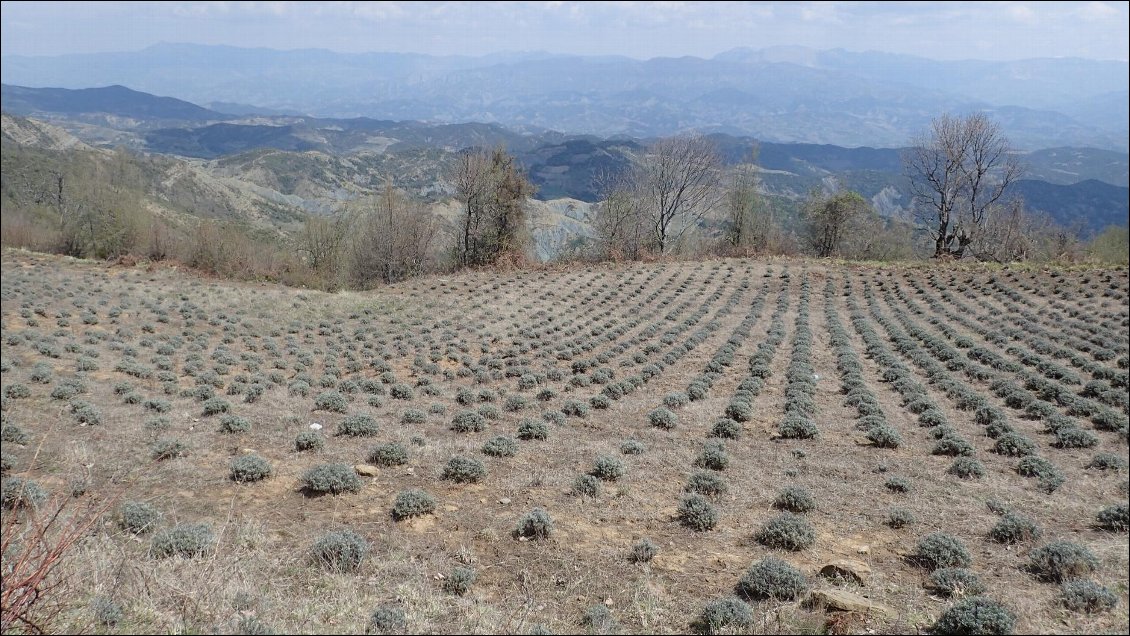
[2,82,1126,241]
[2,43,1126,150]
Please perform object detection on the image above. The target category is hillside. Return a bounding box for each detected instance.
[0,113,309,231]
[3,83,1128,258]
[2,250,1127,634]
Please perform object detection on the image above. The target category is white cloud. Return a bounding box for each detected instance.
[1081,1,1119,20]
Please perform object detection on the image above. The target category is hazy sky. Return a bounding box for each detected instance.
[2,1,1128,61]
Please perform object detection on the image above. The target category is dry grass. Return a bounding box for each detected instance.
[1,249,1127,634]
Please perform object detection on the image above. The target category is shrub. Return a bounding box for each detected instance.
[1017,456,1065,492]
[370,442,408,467]
[120,501,162,534]
[390,383,414,400]
[231,454,272,482]
[1096,504,1128,531]
[694,597,752,635]
[918,408,948,428]
[620,439,645,455]
[930,597,1015,635]
[774,487,815,513]
[1,425,30,445]
[756,513,815,551]
[314,391,348,413]
[630,538,658,563]
[736,557,807,601]
[4,384,31,399]
[151,438,187,460]
[1060,580,1118,613]
[451,411,486,433]
[573,473,601,497]
[1028,541,1098,582]
[649,407,677,429]
[338,414,379,437]
[725,401,752,422]
[591,455,625,481]
[885,476,911,493]
[2,477,47,509]
[685,471,727,498]
[1054,427,1099,449]
[928,568,985,598]
[201,397,231,416]
[367,606,407,634]
[562,400,589,418]
[392,489,436,520]
[70,400,102,425]
[144,398,172,413]
[517,419,548,440]
[693,440,728,470]
[989,513,1040,544]
[588,394,610,410]
[91,596,122,627]
[1086,453,1127,471]
[915,532,972,570]
[482,436,518,457]
[679,494,719,531]
[778,415,817,439]
[543,410,566,426]
[219,415,251,434]
[948,457,986,479]
[888,507,915,528]
[514,507,554,540]
[151,523,214,559]
[710,418,742,440]
[295,431,325,452]
[580,605,617,632]
[442,456,486,483]
[311,529,368,572]
[993,433,1037,457]
[401,408,426,424]
[933,435,974,457]
[301,463,362,494]
[867,424,902,448]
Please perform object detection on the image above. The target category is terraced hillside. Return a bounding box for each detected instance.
[1,251,1127,634]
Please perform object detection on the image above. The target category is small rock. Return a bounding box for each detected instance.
[806,589,893,619]
[354,464,379,477]
[499,497,511,505]
[820,559,872,585]
[856,545,870,555]
[604,598,613,607]
[241,448,256,455]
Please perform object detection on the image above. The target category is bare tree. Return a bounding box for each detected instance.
[801,188,872,258]
[635,135,723,255]
[723,144,774,252]
[296,215,348,277]
[453,149,493,267]
[904,112,1023,258]
[452,147,534,267]
[591,169,648,260]
[349,183,439,287]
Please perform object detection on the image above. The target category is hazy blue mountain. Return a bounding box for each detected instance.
[3,44,1125,150]
[205,101,308,117]
[715,47,1128,111]
[1014,179,1129,232]
[1,83,224,122]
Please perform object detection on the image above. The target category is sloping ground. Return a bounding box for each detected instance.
[2,250,1127,634]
